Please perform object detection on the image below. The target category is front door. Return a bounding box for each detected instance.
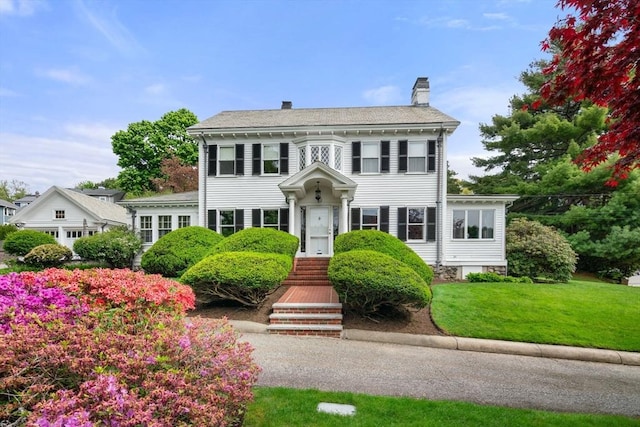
[308,206,331,256]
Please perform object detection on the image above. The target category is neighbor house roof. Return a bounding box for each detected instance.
[189,105,459,132]
[70,188,125,202]
[0,199,18,209]
[10,186,128,225]
[118,191,198,208]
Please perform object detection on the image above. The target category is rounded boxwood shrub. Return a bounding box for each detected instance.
[328,249,431,315]
[141,226,223,277]
[74,226,142,268]
[3,230,57,256]
[208,227,299,259]
[24,243,72,267]
[334,230,434,285]
[507,218,577,283]
[181,251,292,306]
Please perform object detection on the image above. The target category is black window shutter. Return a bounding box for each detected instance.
[352,141,361,173]
[428,140,436,172]
[235,209,244,232]
[252,144,261,176]
[252,209,261,227]
[380,206,389,233]
[351,207,361,231]
[235,144,245,175]
[397,207,407,241]
[207,209,217,231]
[280,207,289,232]
[381,140,390,173]
[398,140,407,173]
[209,145,217,176]
[427,207,436,241]
[280,143,289,175]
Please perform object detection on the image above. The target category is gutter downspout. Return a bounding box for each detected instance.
[435,126,444,276]
[200,134,208,229]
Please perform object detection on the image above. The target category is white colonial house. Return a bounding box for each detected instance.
[9,186,128,249]
[187,77,518,279]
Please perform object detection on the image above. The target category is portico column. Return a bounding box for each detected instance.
[287,194,296,236]
[340,193,349,234]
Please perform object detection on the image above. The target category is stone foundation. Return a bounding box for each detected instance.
[433,265,508,281]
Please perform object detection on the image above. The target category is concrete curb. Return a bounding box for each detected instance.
[228,320,640,366]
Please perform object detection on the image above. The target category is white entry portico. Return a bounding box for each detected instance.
[279,162,357,257]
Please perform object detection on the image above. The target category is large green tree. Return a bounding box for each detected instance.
[0,179,29,202]
[112,109,199,194]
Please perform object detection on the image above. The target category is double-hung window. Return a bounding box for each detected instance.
[397,207,436,241]
[399,140,436,173]
[263,144,279,174]
[140,215,152,243]
[220,210,236,237]
[219,146,235,175]
[361,208,379,230]
[362,142,380,173]
[262,209,279,228]
[408,142,426,172]
[352,141,389,173]
[408,208,426,240]
[453,209,495,239]
[208,144,245,176]
[178,215,191,228]
[158,215,172,238]
[350,206,389,232]
[252,143,289,175]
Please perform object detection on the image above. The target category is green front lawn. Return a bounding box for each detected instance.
[431,279,640,351]
[245,387,637,426]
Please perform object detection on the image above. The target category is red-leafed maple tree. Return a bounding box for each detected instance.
[539,0,639,185]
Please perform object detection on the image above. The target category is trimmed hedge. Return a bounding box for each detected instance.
[208,227,299,259]
[181,251,292,306]
[0,224,18,241]
[24,244,72,267]
[3,230,57,256]
[466,272,533,283]
[141,226,223,277]
[328,249,431,315]
[73,226,142,268]
[334,230,433,284]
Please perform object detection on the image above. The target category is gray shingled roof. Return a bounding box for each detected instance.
[119,191,198,207]
[189,105,459,131]
[58,187,128,224]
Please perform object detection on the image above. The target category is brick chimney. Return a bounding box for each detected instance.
[411,77,429,106]
[281,101,292,109]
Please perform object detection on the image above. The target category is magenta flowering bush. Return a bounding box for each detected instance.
[0,269,260,426]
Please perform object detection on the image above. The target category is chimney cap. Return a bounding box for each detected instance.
[412,77,429,90]
[281,101,292,109]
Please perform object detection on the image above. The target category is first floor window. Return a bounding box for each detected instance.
[361,208,379,230]
[453,209,495,239]
[178,215,191,228]
[140,216,152,243]
[220,210,235,237]
[398,207,436,241]
[44,230,59,238]
[55,210,65,219]
[66,230,83,239]
[262,209,279,228]
[158,215,172,238]
[408,208,425,240]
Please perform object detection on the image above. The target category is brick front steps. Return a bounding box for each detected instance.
[268,258,342,338]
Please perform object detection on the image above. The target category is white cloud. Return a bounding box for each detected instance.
[362,85,402,105]
[145,83,167,96]
[36,67,91,85]
[0,0,46,16]
[74,0,144,56]
[63,122,120,142]
[0,86,19,96]
[483,12,510,20]
[418,15,501,31]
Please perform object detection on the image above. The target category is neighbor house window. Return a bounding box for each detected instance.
[66,231,83,239]
[220,210,236,237]
[158,215,172,238]
[178,215,190,228]
[54,210,65,219]
[453,209,495,239]
[140,215,152,243]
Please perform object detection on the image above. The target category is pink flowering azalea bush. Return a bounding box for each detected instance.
[0,268,260,426]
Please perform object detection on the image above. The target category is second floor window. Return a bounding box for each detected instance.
[352,141,389,174]
[208,144,245,176]
[219,146,235,175]
[362,142,379,173]
[399,140,437,173]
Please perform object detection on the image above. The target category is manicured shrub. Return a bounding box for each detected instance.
[0,224,18,240]
[1,269,258,426]
[3,229,57,256]
[466,272,533,283]
[74,226,142,268]
[209,227,299,259]
[181,251,292,306]
[506,218,577,283]
[24,243,72,267]
[141,226,223,277]
[334,230,434,284]
[328,249,431,315]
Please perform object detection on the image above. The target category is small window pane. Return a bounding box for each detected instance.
[219,146,234,160]
[299,146,306,170]
[178,215,191,228]
[362,143,379,157]
[408,157,426,172]
[482,210,495,238]
[335,146,342,170]
[263,145,279,160]
[362,158,379,173]
[453,210,465,239]
[409,142,426,156]
[467,210,480,239]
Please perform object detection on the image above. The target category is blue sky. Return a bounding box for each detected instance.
[0,0,566,194]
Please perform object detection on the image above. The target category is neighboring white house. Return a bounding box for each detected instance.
[1,199,18,225]
[9,186,128,249]
[187,77,518,279]
[118,191,199,252]
[13,193,40,208]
